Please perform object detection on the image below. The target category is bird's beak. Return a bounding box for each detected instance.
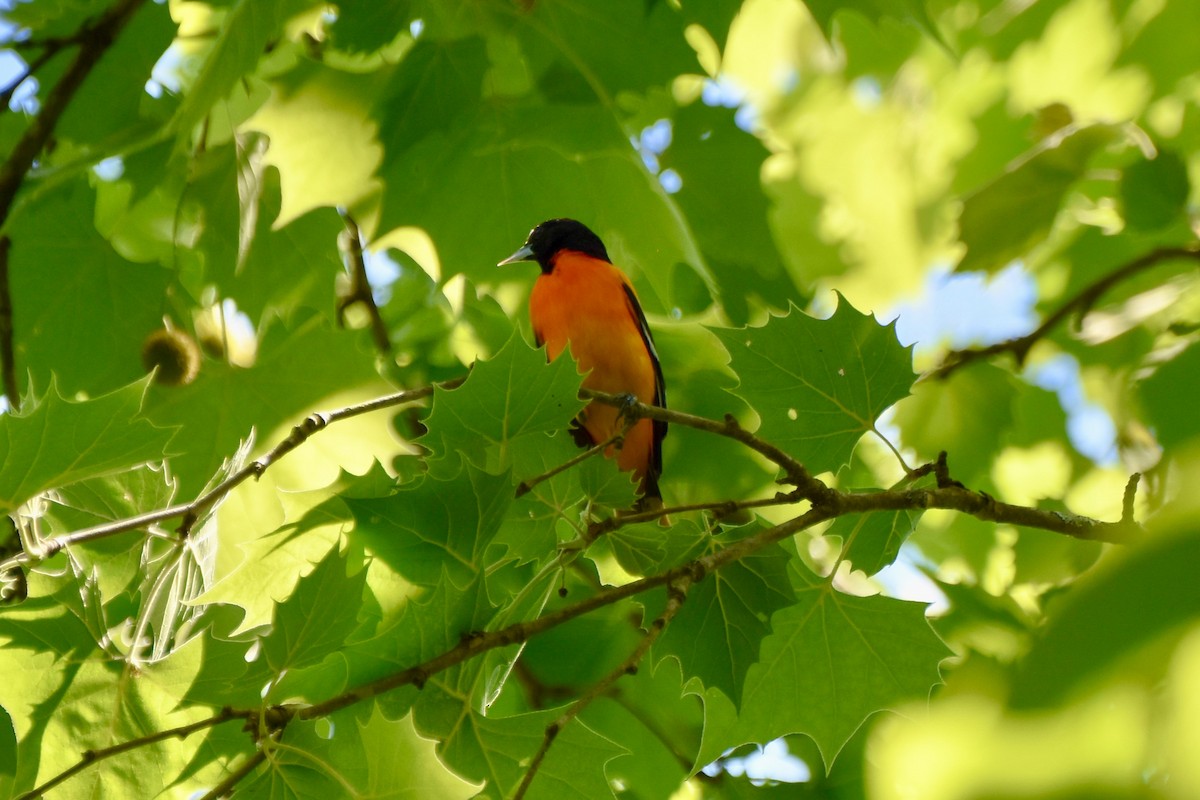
[497,244,534,267]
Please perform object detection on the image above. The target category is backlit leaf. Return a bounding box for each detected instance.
[714,298,915,475]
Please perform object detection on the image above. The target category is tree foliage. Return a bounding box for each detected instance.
[0,0,1198,798]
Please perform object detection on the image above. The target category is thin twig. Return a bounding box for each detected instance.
[585,491,802,543]
[0,0,149,231]
[1121,473,1141,523]
[197,749,268,800]
[0,236,17,410]
[579,388,829,499]
[297,564,683,721]
[511,573,692,800]
[336,211,392,356]
[17,707,249,800]
[0,377,464,574]
[515,423,630,497]
[931,243,1200,380]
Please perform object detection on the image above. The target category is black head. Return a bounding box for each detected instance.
[498,218,610,273]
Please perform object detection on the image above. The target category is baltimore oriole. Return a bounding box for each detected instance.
[499,219,666,502]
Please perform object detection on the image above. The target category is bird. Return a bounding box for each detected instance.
[499,218,666,505]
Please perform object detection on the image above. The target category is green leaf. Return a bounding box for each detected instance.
[173,0,322,132]
[144,312,383,494]
[3,0,110,38]
[802,0,943,43]
[246,61,386,227]
[957,125,1117,273]
[359,707,482,797]
[55,1,176,145]
[662,102,798,309]
[518,0,697,97]
[497,429,638,565]
[181,605,272,708]
[698,562,950,768]
[0,378,174,516]
[713,297,915,475]
[1141,341,1200,449]
[260,545,369,672]
[1120,149,1190,232]
[421,335,586,475]
[188,144,347,323]
[657,533,794,703]
[1011,530,1200,709]
[1011,524,1102,586]
[414,692,626,800]
[376,36,488,168]
[8,181,173,397]
[377,102,706,308]
[607,516,709,576]
[33,465,178,612]
[519,582,644,690]
[894,363,1017,482]
[328,0,414,53]
[830,502,924,577]
[347,465,513,587]
[12,656,205,798]
[909,513,998,585]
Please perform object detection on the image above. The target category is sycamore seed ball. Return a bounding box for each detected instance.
[142,328,201,386]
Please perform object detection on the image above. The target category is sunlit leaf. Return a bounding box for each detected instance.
[421,335,586,476]
[174,0,324,131]
[55,1,176,145]
[894,363,1017,482]
[802,0,942,43]
[830,501,924,577]
[8,182,173,397]
[0,378,174,516]
[347,465,512,586]
[260,545,369,672]
[414,691,626,800]
[713,297,915,475]
[144,312,383,494]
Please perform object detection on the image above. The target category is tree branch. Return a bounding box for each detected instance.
[297,564,683,721]
[585,491,803,543]
[579,388,830,499]
[0,377,465,576]
[11,373,1143,795]
[336,210,392,356]
[512,572,691,800]
[17,707,249,800]
[0,0,149,232]
[197,749,268,800]
[930,243,1200,380]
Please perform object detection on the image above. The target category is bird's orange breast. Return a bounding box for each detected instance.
[529,251,658,481]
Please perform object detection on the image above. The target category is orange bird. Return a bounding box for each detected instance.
[499,219,666,502]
